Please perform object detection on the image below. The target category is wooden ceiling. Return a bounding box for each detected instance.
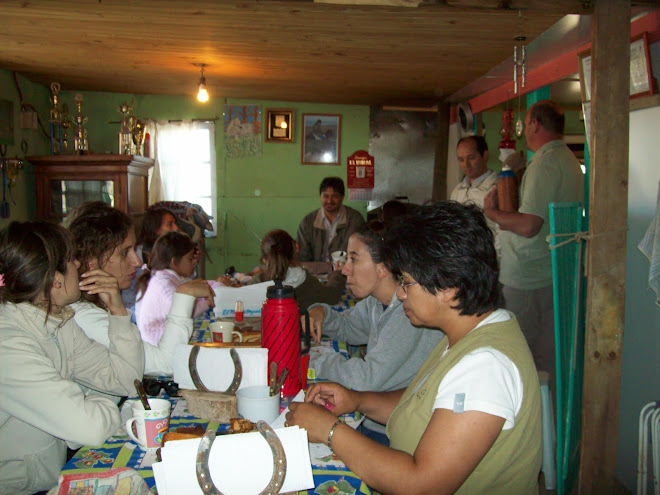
[1,1,597,107]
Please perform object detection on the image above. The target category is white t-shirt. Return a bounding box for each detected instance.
[433,309,523,430]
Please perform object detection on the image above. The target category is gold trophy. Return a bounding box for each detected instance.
[118,99,135,155]
[71,94,88,154]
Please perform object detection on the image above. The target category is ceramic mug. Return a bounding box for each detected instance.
[125,398,171,450]
[210,321,244,343]
[331,250,347,270]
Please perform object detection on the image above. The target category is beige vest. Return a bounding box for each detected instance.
[387,315,542,495]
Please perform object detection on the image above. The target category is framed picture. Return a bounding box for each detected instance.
[578,32,655,102]
[265,108,293,142]
[301,114,341,165]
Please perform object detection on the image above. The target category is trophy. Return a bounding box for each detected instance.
[48,82,64,154]
[60,104,70,154]
[132,120,145,155]
[71,93,89,154]
[118,99,135,155]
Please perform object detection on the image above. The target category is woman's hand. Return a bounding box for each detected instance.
[285,402,338,445]
[176,279,216,308]
[79,268,127,316]
[305,382,359,417]
[306,306,326,343]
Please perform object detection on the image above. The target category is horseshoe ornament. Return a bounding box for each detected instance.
[196,421,287,495]
[188,346,242,394]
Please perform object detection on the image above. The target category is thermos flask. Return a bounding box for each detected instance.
[497,164,519,213]
[261,280,302,398]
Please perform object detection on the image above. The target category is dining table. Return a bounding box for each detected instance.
[58,288,371,494]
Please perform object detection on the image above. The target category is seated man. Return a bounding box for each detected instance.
[297,176,365,263]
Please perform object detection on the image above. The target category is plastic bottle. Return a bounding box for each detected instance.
[261,280,301,399]
[497,164,519,213]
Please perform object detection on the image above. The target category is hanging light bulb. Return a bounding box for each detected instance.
[196,64,209,103]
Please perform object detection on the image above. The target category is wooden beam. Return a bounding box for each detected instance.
[579,0,630,493]
[432,102,450,201]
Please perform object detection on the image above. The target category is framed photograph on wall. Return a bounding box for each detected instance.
[578,32,655,102]
[265,108,293,142]
[301,114,341,165]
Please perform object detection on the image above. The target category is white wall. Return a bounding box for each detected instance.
[615,103,660,492]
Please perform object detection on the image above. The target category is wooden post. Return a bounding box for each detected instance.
[579,0,630,493]
[432,101,449,201]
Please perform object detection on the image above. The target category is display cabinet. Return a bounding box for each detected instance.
[28,154,153,225]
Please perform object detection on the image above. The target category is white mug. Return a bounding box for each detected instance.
[331,250,347,270]
[210,321,244,343]
[125,398,171,450]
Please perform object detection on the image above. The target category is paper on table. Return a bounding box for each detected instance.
[173,345,268,391]
[153,427,314,495]
[213,281,274,317]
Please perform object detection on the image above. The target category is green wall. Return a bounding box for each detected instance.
[1,72,370,276]
[0,69,51,231]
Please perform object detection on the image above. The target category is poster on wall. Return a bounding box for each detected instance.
[347,150,374,200]
[224,105,262,158]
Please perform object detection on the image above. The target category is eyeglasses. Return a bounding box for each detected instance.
[142,377,179,397]
[397,274,418,294]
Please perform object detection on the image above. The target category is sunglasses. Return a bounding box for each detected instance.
[142,377,179,397]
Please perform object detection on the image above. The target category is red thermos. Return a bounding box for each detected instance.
[261,280,302,398]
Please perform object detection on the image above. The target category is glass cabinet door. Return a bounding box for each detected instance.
[49,180,115,216]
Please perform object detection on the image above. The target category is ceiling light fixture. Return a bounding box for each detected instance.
[196,63,209,103]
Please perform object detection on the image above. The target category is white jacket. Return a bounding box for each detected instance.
[0,302,143,494]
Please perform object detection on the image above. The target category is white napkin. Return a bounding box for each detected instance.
[173,345,268,391]
[153,426,314,495]
[213,281,274,317]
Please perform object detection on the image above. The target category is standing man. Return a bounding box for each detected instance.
[297,177,365,262]
[450,135,501,258]
[484,100,584,386]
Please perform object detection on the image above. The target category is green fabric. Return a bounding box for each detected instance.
[386,316,542,495]
[500,140,584,289]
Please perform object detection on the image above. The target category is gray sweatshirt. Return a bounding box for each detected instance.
[309,292,443,433]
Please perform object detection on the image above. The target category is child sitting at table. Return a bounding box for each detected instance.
[0,221,143,494]
[249,229,344,311]
[135,231,222,346]
[66,201,215,379]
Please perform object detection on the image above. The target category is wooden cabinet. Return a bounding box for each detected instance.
[28,154,153,225]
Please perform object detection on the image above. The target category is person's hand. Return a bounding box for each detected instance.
[483,185,498,212]
[79,268,127,316]
[306,306,326,343]
[504,151,526,172]
[304,382,359,417]
[176,279,216,308]
[285,401,338,444]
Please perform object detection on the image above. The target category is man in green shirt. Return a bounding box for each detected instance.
[484,99,584,391]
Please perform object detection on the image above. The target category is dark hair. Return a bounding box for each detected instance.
[139,207,177,255]
[529,100,564,135]
[381,200,409,228]
[136,231,196,300]
[352,221,386,264]
[66,201,133,273]
[381,201,502,316]
[457,135,488,156]
[319,177,345,196]
[0,221,75,316]
[260,229,296,281]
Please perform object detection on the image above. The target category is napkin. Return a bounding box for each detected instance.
[173,345,268,391]
[153,426,314,495]
[213,281,274,317]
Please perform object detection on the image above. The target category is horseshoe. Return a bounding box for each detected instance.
[196,421,287,495]
[188,346,242,394]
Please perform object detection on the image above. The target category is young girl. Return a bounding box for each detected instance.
[0,221,143,494]
[250,229,344,311]
[135,231,219,346]
[66,201,214,378]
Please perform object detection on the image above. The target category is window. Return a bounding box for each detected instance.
[153,120,217,234]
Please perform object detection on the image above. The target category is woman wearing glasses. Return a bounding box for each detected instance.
[288,202,542,494]
[306,221,442,446]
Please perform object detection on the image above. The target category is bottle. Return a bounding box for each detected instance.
[261,280,302,399]
[497,164,519,213]
[234,300,244,322]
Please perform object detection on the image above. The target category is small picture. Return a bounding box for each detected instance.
[301,114,341,165]
[265,109,293,142]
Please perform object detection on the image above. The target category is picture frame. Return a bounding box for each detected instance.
[265,108,293,142]
[578,32,655,102]
[301,114,341,165]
